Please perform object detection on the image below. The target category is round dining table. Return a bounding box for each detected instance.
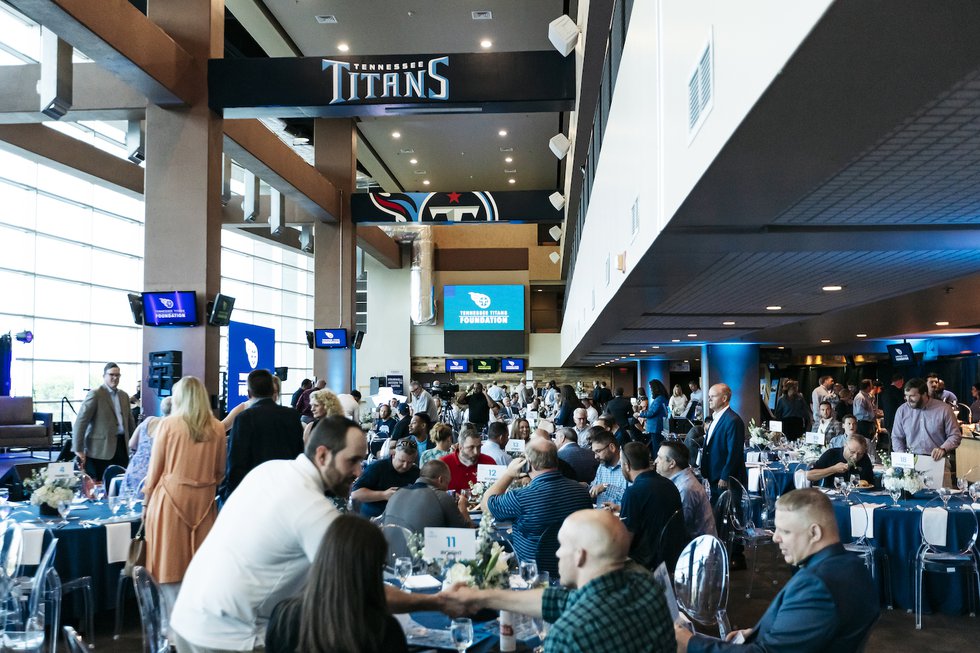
[828,489,979,615]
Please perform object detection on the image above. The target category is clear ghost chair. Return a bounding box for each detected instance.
[0,521,24,598]
[843,494,892,609]
[728,478,777,598]
[62,625,90,653]
[3,537,59,653]
[914,496,979,630]
[673,535,731,638]
[381,525,414,571]
[133,566,171,653]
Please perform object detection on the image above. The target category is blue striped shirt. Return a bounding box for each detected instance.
[486,471,593,564]
[590,459,629,507]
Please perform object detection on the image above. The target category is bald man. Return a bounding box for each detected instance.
[449,509,675,652]
[677,489,879,652]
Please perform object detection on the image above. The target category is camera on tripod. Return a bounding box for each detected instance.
[433,383,460,401]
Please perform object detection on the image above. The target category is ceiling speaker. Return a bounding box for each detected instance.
[549,133,571,159]
[548,15,579,57]
[548,192,565,211]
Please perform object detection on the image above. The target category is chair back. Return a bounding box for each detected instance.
[2,537,58,653]
[918,496,979,555]
[727,478,755,531]
[0,520,24,580]
[62,626,88,653]
[760,469,779,528]
[793,467,811,489]
[133,566,170,653]
[107,476,125,498]
[103,465,126,491]
[845,494,872,545]
[535,522,561,580]
[655,509,688,573]
[381,525,413,567]
[673,535,730,626]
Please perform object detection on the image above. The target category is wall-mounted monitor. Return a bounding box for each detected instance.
[207,293,236,326]
[446,359,469,373]
[501,358,525,373]
[314,328,348,349]
[127,293,144,325]
[444,285,525,331]
[887,342,915,366]
[142,291,198,327]
[472,358,499,373]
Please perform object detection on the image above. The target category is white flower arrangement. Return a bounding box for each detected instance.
[881,453,927,494]
[747,418,777,449]
[25,468,78,509]
[437,515,513,589]
[798,444,824,464]
[467,480,488,499]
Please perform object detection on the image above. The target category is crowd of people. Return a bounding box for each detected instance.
[69,364,974,652]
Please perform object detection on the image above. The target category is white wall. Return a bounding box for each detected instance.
[355,254,411,395]
[561,0,833,361]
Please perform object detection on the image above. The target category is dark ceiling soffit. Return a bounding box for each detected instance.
[208,52,575,119]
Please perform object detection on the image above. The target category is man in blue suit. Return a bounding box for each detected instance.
[676,488,879,652]
[700,383,747,499]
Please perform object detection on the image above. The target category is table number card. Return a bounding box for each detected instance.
[477,464,508,483]
[504,439,526,454]
[804,432,825,446]
[46,462,73,480]
[423,527,478,561]
[769,420,783,433]
[892,452,916,469]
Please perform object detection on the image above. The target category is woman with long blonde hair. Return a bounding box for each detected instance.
[144,376,226,604]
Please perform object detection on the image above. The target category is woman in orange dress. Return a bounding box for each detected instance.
[144,376,225,604]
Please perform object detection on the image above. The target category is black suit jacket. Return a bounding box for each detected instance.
[700,408,747,486]
[879,385,904,430]
[604,396,632,430]
[219,398,304,502]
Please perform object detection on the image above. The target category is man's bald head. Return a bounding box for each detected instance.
[526,437,558,471]
[773,489,840,566]
[419,459,451,487]
[557,509,629,588]
[532,428,552,441]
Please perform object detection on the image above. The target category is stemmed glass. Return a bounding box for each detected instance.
[833,477,844,494]
[970,482,980,503]
[108,496,124,521]
[937,486,952,509]
[56,499,72,526]
[450,617,474,652]
[0,488,9,504]
[888,486,903,507]
[394,556,413,589]
[91,483,106,505]
[519,560,539,589]
[530,615,551,653]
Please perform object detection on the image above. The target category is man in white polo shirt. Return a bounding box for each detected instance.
[170,415,463,653]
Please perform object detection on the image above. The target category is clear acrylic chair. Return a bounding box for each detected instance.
[728,478,777,598]
[913,496,979,629]
[3,536,59,653]
[793,465,811,489]
[673,535,731,638]
[62,625,89,653]
[381,525,414,570]
[132,566,171,653]
[843,494,893,609]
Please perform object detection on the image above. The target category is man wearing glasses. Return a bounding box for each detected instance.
[350,438,420,518]
[73,362,136,479]
[589,430,629,508]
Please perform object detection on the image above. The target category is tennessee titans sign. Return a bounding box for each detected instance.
[351,191,561,224]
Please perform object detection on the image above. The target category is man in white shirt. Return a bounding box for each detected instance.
[573,407,592,447]
[487,380,507,403]
[170,416,461,653]
[815,401,844,441]
[811,376,836,422]
[481,421,512,466]
[409,380,439,421]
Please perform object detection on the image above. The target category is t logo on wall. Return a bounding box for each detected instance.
[228,322,275,410]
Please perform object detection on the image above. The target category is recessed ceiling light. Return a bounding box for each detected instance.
[480,39,492,48]
[508,178,516,184]
[766,305,782,311]
[722,321,735,326]
[640,350,647,353]
[822,285,843,292]
[536,289,543,292]
[671,339,680,343]
[422,180,430,186]
[820,339,831,343]
[498,129,508,137]
[651,346,660,349]
[936,321,950,326]
[777,346,785,350]
[337,42,350,52]
[629,353,635,357]
[684,360,689,363]
[856,333,867,338]
[504,156,513,163]
[391,131,401,138]
[409,158,418,165]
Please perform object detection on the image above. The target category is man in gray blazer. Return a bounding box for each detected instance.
[73,362,136,480]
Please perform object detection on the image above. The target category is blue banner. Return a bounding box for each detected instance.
[444,285,524,331]
[227,321,276,410]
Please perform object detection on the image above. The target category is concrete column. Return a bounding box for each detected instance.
[141,0,223,416]
[313,119,356,393]
[702,344,760,425]
[637,359,671,392]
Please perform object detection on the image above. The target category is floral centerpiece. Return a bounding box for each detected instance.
[441,516,513,590]
[24,468,77,515]
[747,418,778,449]
[880,453,927,495]
[798,443,824,464]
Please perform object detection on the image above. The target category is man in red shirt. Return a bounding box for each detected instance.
[442,429,496,492]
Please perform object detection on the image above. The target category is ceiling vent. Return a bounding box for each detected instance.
[472,10,493,20]
[687,30,714,142]
[398,148,415,155]
[414,169,427,174]
[314,15,338,24]
[499,146,513,152]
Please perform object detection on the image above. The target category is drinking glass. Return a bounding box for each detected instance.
[530,615,550,653]
[833,477,843,493]
[450,617,474,652]
[970,482,980,503]
[0,488,9,504]
[108,496,123,520]
[533,571,550,588]
[956,478,969,493]
[92,483,106,505]
[519,560,538,588]
[394,556,413,588]
[889,487,903,507]
[56,499,72,525]
[849,474,860,489]
[937,486,952,509]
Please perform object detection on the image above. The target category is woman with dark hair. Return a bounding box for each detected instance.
[635,379,669,447]
[265,514,408,653]
[774,379,812,434]
[554,384,584,427]
[510,417,532,441]
[971,383,980,421]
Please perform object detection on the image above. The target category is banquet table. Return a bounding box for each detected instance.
[828,490,979,614]
[5,500,142,617]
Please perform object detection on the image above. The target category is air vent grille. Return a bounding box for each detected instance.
[688,31,714,139]
[314,15,337,24]
[472,10,493,20]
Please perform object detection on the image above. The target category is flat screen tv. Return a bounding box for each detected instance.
[443,284,525,331]
[501,358,525,373]
[314,328,348,349]
[887,342,915,366]
[207,293,236,326]
[127,292,144,325]
[472,358,499,373]
[446,359,469,373]
[142,291,198,327]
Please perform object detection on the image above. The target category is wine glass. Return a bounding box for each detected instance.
[108,496,123,520]
[530,615,551,653]
[56,499,72,526]
[519,560,538,588]
[849,474,860,489]
[534,571,550,588]
[833,477,843,494]
[937,486,952,509]
[92,483,106,505]
[970,482,980,503]
[956,478,969,493]
[888,486,903,507]
[394,556,413,589]
[450,617,474,652]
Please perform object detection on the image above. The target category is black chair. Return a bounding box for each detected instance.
[103,464,126,490]
[535,522,562,580]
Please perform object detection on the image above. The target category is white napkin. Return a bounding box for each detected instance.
[793,469,810,489]
[748,466,762,492]
[849,503,885,539]
[402,574,441,590]
[105,522,133,564]
[922,507,949,547]
[914,456,946,491]
[746,452,762,463]
[21,528,45,566]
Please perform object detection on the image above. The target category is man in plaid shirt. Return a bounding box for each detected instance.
[447,509,675,652]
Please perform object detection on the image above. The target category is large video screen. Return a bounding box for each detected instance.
[314,328,348,349]
[444,285,525,331]
[142,291,198,327]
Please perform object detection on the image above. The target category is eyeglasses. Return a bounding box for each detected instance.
[396,439,418,452]
[592,443,612,457]
[106,373,121,378]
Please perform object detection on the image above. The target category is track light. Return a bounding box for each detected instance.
[549,252,560,264]
[548,192,565,211]
[548,15,579,57]
[15,331,33,344]
[548,225,562,241]
[549,133,570,160]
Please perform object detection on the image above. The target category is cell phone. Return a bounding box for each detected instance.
[520,458,530,474]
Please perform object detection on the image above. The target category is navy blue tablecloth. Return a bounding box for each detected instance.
[830,491,978,614]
